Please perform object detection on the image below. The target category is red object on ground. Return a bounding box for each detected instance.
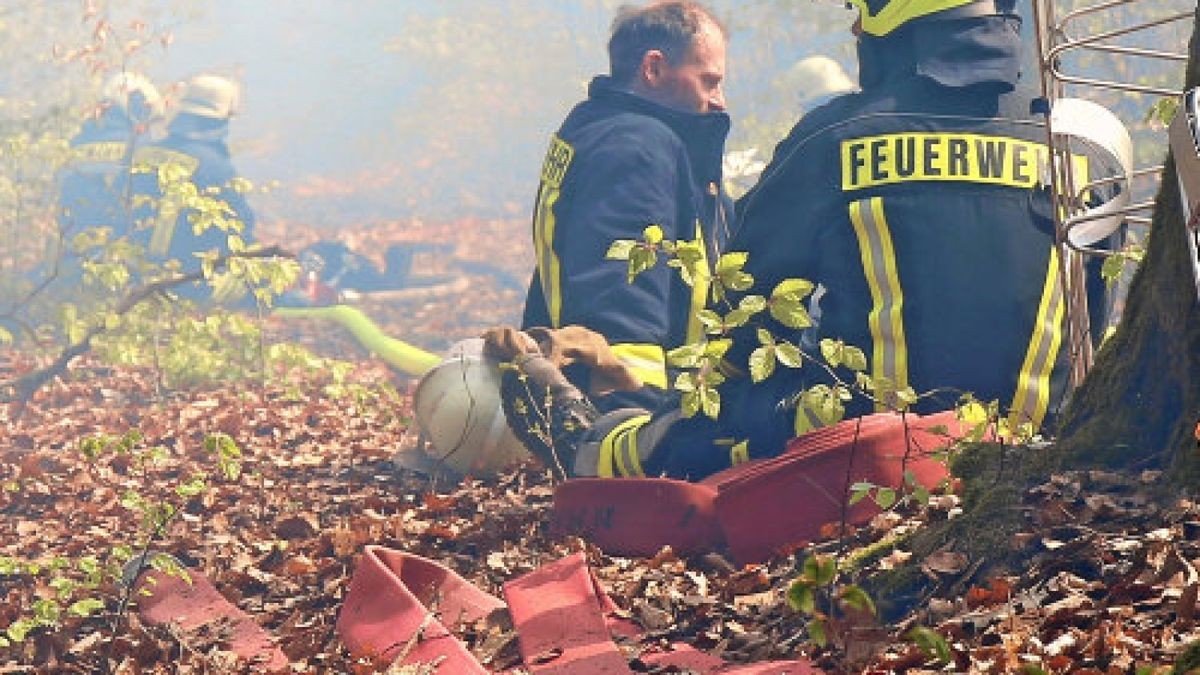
[551,478,721,557]
[135,567,290,673]
[336,548,821,673]
[504,553,817,674]
[713,410,961,564]
[503,553,634,674]
[549,410,965,564]
[337,546,505,671]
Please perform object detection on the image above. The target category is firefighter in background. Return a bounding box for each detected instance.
[132,74,255,272]
[520,0,733,414]
[505,0,1125,480]
[57,71,163,252]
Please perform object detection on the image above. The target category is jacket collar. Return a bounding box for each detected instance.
[587,76,731,181]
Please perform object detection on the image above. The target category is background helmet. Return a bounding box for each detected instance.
[176,74,240,120]
[847,0,1014,37]
[783,55,856,101]
[413,338,530,476]
[101,71,164,123]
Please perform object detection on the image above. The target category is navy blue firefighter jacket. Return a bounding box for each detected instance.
[644,16,1124,479]
[522,76,733,412]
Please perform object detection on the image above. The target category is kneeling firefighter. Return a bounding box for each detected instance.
[493,0,1128,481]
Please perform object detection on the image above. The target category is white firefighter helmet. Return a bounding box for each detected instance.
[413,338,530,476]
[1049,97,1134,246]
[176,74,240,120]
[101,71,164,122]
[783,56,855,103]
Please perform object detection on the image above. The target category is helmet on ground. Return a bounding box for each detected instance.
[413,338,531,476]
[847,0,1014,37]
[176,74,240,120]
[101,71,164,123]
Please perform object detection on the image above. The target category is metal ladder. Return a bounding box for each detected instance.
[1031,0,1192,386]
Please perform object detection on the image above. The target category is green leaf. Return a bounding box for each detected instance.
[667,343,705,368]
[875,487,897,510]
[6,618,35,643]
[67,598,105,618]
[912,487,931,507]
[786,579,816,613]
[697,309,722,331]
[699,385,721,419]
[803,554,837,586]
[704,339,732,359]
[775,342,803,368]
[756,328,774,346]
[906,626,952,666]
[49,577,75,600]
[31,599,61,624]
[849,482,875,505]
[808,617,828,647]
[820,339,844,368]
[749,346,776,382]
[605,239,636,260]
[175,474,207,498]
[842,346,868,372]
[769,296,812,330]
[724,308,751,329]
[772,278,814,298]
[839,584,877,617]
[715,251,748,275]
[738,294,767,315]
[627,247,657,282]
[681,389,701,418]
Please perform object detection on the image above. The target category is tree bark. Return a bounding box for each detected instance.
[1054,6,1200,480]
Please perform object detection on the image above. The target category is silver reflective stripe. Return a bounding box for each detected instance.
[848,197,909,410]
[1009,248,1066,430]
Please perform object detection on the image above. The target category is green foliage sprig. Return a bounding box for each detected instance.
[0,430,243,648]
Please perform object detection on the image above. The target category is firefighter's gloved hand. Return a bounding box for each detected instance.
[481,326,542,361]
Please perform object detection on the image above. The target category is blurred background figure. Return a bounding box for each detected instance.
[57,71,163,251]
[132,73,255,267]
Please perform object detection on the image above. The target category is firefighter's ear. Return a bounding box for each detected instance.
[640,49,668,87]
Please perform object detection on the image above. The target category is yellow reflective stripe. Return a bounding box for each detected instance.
[70,141,127,164]
[132,146,201,258]
[848,0,975,36]
[610,343,667,389]
[598,414,651,479]
[148,203,179,256]
[532,136,574,327]
[1009,248,1065,431]
[840,133,1090,192]
[729,440,751,466]
[848,198,909,411]
[685,220,712,345]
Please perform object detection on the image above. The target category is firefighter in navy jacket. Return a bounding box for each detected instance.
[532,0,1124,481]
[522,1,733,413]
[132,74,255,270]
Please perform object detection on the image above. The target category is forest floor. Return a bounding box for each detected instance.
[3,228,1200,673]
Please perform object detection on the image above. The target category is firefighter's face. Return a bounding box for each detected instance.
[642,19,727,114]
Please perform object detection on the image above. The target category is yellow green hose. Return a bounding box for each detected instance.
[274,305,440,376]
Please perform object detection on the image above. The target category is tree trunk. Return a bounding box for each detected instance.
[868,9,1200,616]
[1055,6,1200,480]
